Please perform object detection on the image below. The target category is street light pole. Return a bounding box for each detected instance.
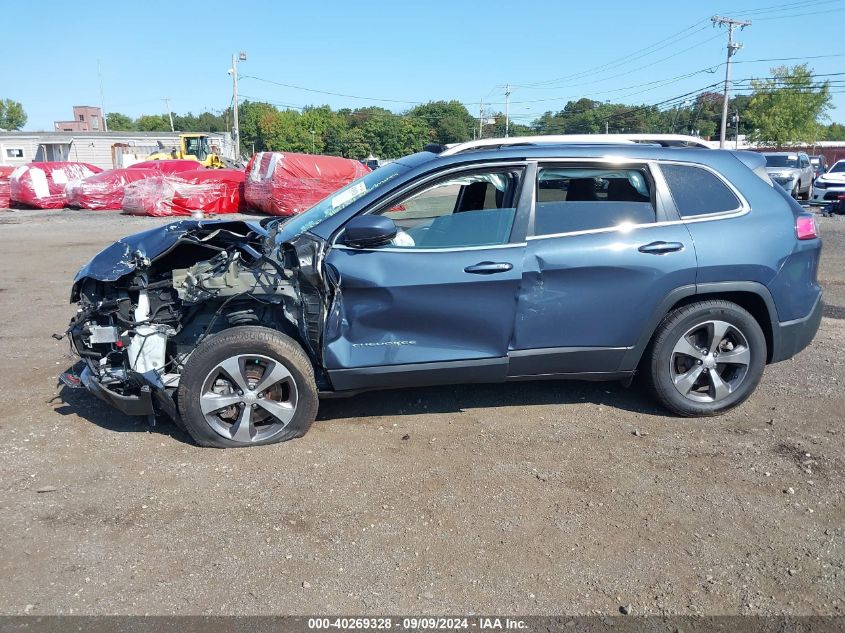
[231,52,246,157]
[310,129,316,154]
[712,16,751,149]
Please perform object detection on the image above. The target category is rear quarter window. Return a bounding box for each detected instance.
[660,163,741,218]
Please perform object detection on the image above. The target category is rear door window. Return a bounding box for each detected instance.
[660,164,741,218]
[533,167,655,236]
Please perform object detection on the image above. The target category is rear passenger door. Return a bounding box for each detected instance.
[510,161,697,377]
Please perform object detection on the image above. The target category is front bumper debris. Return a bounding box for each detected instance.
[78,365,156,417]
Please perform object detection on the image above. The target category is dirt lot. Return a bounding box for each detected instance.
[0,208,843,616]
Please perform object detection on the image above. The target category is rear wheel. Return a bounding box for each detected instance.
[177,326,318,447]
[644,300,766,417]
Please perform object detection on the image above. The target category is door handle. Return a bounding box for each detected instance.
[464,261,514,274]
[638,241,684,254]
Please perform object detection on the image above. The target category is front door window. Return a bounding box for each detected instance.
[375,168,523,249]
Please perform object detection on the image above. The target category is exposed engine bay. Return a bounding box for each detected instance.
[64,219,331,420]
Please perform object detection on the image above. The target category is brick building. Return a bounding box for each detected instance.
[54,106,104,133]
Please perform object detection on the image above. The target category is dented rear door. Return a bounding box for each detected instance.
[509,160,697,376]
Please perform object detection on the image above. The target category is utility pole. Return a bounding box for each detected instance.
[504,84,511,138]
[230,52,247,157]
[712,15,751,149]
[97,59,108,131]
[162,98,174,132]
[479,100,484,140]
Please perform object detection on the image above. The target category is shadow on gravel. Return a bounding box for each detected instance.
[53,366,670,439]
[823,303,845,320]
[317,378,671,421]
[53,380,192,444]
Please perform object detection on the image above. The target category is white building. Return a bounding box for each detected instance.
[0,131,236,170]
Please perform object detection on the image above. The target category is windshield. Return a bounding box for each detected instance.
[765,155,799,168]
[830,161,845,173]
[272,162,409,240]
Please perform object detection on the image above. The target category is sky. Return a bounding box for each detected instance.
[3,0,844,132]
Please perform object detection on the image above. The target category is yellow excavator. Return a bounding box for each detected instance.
[146,133,227,168]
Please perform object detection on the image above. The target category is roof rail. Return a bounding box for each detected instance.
[439,133,714,156]
[440,135,637,156]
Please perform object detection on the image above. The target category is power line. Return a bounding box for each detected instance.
[239,74,425,105]
[728,0,843,16]
[734,52,845,64]
[515,21,712,90]
[753,6,845,20]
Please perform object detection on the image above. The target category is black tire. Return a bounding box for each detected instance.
[799,181,810,201]
[176,326,318,448]
[643,300,766,417]
[791,182,800,199]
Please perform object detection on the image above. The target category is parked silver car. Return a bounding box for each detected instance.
[764,152,813,199]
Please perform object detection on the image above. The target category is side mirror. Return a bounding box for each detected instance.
[343,215,397,249]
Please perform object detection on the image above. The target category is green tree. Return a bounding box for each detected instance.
[407,101,475,144]
[0,98,27,130]
[135,114,172,132]
[745,64,832,145]
[824,122,845,141]
[259,109,314,152]
[323,114,350,157]
[339,127,370,159]
[172,111,227,133]
[486,112,533,138]
[106,112,135,131]
[238,101,278,153]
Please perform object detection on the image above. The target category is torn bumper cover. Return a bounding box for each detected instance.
[78,365,155,416]
[66,218,308,421]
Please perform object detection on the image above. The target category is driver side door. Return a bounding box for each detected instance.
[322,163,530,392]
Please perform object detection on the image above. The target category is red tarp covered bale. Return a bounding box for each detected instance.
[10,162,102,209]
[244,152,370,216]
[0,166,14,209]
[127,159,205,174]
[66,168,160,210]
[122,169,245,217]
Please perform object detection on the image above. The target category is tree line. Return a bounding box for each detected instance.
[3,64,843,156]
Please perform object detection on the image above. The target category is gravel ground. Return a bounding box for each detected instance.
[0,208,842,616]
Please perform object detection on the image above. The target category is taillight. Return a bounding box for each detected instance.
[796,214,819,240]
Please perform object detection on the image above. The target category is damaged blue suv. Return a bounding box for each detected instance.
[67,137,823,447]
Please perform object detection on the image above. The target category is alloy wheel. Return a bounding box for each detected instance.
[199,354,298,443]
[669,320,751,404]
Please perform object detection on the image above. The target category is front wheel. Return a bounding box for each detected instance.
[177,326,318,447]
[644,300,766,417]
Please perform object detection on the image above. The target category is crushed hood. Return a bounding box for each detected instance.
[71,219,270,303]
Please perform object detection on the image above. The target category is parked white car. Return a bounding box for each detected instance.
[811,159,845,205]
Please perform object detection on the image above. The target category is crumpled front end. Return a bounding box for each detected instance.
[64,219,311,420]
